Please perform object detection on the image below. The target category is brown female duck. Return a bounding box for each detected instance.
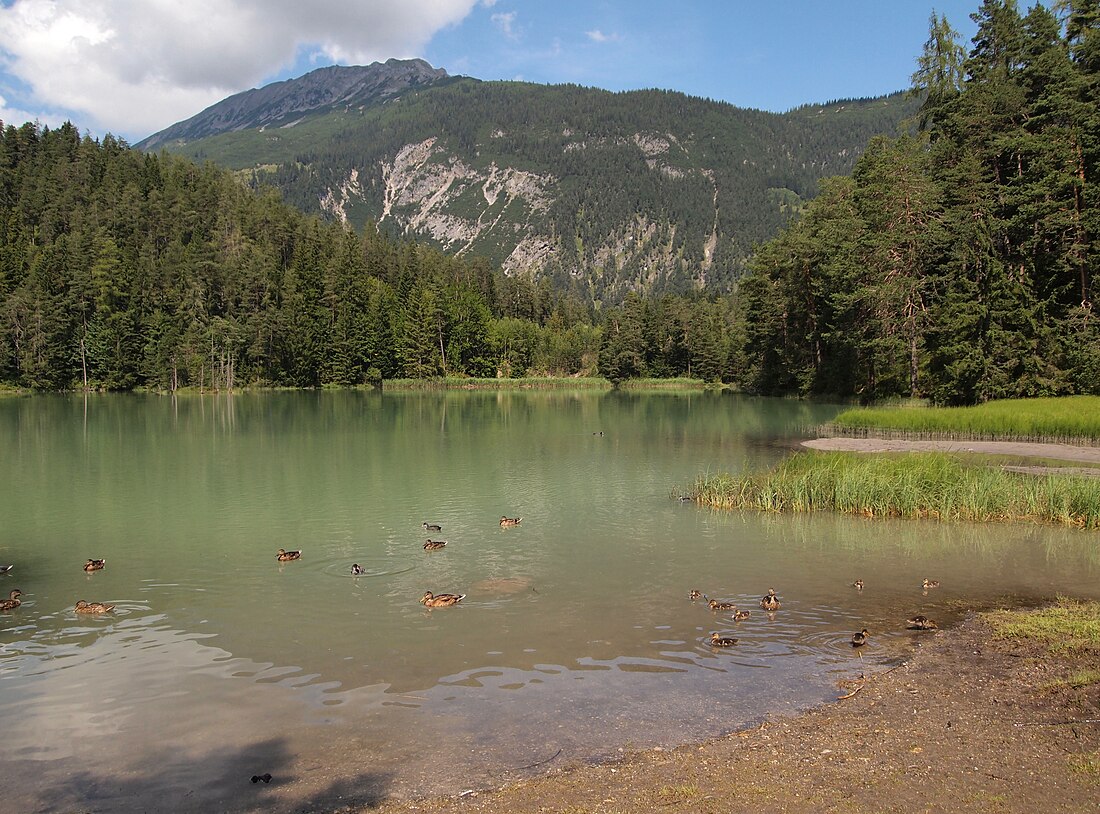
[75,599,115,614]
[420,591,466,608]
[0,589,22,611]
[922,579,940,589]
[759,589,781,611]
[276,549,302,562]
[709,632,738,647]
[499,516,522,527]
[83,558,106,572]
[423,539,447,550]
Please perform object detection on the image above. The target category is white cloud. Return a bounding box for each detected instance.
[0,0,479,140]
[491,11,518,40]
[586,29,622,44]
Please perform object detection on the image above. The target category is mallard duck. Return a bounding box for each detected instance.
[0,564,13,574]
[0,588,22,611]
[851,628,869,647]
[499,516,522,527]
[759,589,781,611]
[423,539,447,550]
[83,558,106,572]
[350,563,365,576]
[74,599,115,614]
[420,591,466,607]
[422,522,442,532]
[709,632,738,647]
[705,596,737,611]
[276,549,302,562]
[689,589,702,600]
[734,610,752,621]
[922,579,940,589]
[852,579,864,590]
[907,615,938,630]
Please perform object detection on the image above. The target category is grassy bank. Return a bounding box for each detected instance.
[614,377,710,391]
[828,396,1100,442]
[985,599,1100,657]
[381,376,612,390]
[687,451,1100,528]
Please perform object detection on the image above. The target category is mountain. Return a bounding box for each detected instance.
[140,60,919,304]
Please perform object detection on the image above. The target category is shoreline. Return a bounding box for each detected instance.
[802,436,1100,464]
[362,606,1100,813]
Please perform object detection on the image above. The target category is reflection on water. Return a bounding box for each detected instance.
[1,391,1098,811]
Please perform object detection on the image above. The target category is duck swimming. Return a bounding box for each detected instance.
[0,564,13,574]
[907,615,938,630]
[276,549,302,562]
[852,628,869,647]
[420,591,466,607]
[709,632,738,647]
[759,589,781,611]
[706,596,737,611]
[922,579,940,589]
[83,558,106,572]
[734,610,751,621]
[852,579,864,590]
[423,539,447,550]
[689,589,702,600]
[422,523,442,532]
[351,564,365,576]
[0,589,22,611]
[74,600,115,614]
[499,516,522,527]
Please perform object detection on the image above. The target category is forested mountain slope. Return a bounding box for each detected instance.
[140,61,917,304]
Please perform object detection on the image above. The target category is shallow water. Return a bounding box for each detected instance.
[1,391,1097,811]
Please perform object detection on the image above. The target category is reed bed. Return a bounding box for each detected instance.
[689,451,1100,529]
[382,376,612,390]
[828,396,1100,443]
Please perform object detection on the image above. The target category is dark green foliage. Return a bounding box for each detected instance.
[740,1,1100,404]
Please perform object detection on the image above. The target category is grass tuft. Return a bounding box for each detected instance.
[984,599,1100,652]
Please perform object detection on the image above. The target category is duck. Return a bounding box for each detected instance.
[422,522,442,532]
[0,564,13,574]
[0,588,22,611]
[734,610,752,621]
[851,628,869,647]
[922,579,940,589]
[74,599,115,614]
[689,589,702,600]
[852,579,864,590]
[907,615,939,630]
[351,563,365,576]
[423,539,447,550]
[420,591,466,608]
[83,558,106,572]
[705,596,737,611]
[499,516,522,527]
[709,632,738,647]
[276,549,302,562]
[759,589,781,611]
[250,773,272,784]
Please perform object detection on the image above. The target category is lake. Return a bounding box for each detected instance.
[1,391,1098,811]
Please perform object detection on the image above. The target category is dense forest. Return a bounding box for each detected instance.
[739,0,1100,403]
[1,0,1096,403]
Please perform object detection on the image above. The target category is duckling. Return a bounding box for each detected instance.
[759,589,781,611]
[499,516,522,527]
[423,539,447,550]
[0,588,22,611]
[276,549,302,562]
[250,773,272,784]
[83,558,106,572]
[709,632,738,647]
[922,579,940,589]
[907,615,939,630]
[74,599,115,614]
[704,595,737,611]
[734,610,752,621]
[350,563,365,576]
[420,591,466,608]
[852,579,864,590]
[422,523,442,532]
[851,628,869,647]
[0,564,13,574]
[689,589,702,600]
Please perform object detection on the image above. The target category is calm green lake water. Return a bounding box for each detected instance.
[1,391,1098,811]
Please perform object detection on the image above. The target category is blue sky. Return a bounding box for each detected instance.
[0,1,986,143]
